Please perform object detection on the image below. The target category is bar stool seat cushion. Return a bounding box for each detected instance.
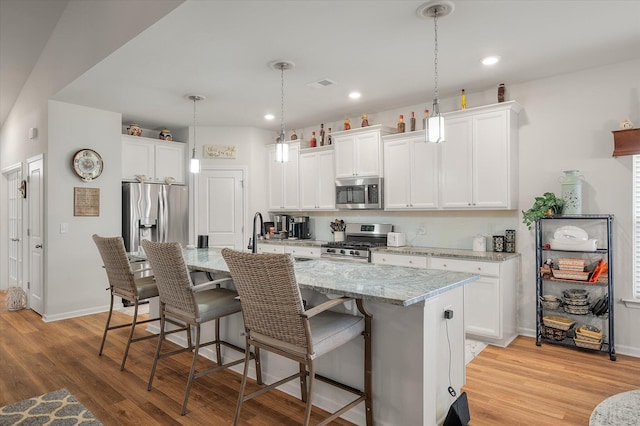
[163,287,240,323]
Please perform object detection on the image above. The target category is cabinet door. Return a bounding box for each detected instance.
[464,276,501,338]
[383,139,411,209]
[155,142,185,184]
[334,135,355,177]
[354,132,381,177]
[316,149,335,209]
[299,152,319,209]
[371,252,427,268]
[410,139,439,209]
[440,117,473,208]
[122,137,154,181]
[282,144,300,210]
[473,110,509,208]
[267,147,285,210]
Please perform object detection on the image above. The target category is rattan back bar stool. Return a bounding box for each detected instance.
[93,234,161,371]
[142,240,262,416]
[221,248,373,426]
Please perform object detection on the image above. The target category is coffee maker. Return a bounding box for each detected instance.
[289,216,310,239]
[271,214,291,238]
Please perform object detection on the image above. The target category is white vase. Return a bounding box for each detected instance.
[333,231,345,242]
[559,170,584,214]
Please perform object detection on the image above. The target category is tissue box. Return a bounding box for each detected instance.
[387,232,406,247]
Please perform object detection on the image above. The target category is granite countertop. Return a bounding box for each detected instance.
[181,248,478,306]
[258,239,520,261]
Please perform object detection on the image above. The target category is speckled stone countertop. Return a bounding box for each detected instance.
[180,248,478,306]
[259,239,520,261]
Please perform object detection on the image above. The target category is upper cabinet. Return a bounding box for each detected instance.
[332,125,393,178]
[122,135,186,184]
[383,131,439,210]
[299,146,335,210]
[440,101,522,209]
[268,142,300,211]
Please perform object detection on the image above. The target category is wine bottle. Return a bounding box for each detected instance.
[397,115,405,133]
[410,112,416,132]
[319,123,325,146]
[310,131,317,148]
[327,128,333,145]
[461,89,467,109]
[423,109,430,129]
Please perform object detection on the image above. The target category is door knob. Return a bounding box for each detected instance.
[35,244,42,248]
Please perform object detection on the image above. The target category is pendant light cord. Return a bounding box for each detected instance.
[280,64,286,141]
[192,98,197,158]
[433,12,440,115]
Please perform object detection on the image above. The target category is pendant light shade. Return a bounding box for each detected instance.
[418,1,454,144]
[271,60,295,163]
[188,95,205,174]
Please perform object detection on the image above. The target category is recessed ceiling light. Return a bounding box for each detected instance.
[264,114,275,120]
[482,56,501,66]
[349,92,361,99]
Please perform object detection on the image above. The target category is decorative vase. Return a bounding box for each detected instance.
[127,123,142,136]
[559,170,584,214]
[333,231,345,242]
[159,129,172,141]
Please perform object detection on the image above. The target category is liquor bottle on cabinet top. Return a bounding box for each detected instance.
[397,115,405,133]
[461,89,467,109]
[410,112,416,132]
[498,83,505,103]
[423,109,430,129]
[344,118,351,131]
[310,132,317,148]
[327,128,333,145]
[319,124,325,146]
[361,114,369,127]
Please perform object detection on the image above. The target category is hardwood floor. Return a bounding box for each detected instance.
[2,291,639,425]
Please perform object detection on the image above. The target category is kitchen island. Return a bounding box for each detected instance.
[147,248,479,426]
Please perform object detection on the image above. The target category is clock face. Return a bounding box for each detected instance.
[72,149,103,182]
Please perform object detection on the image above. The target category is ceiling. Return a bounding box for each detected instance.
[3,0,640,133]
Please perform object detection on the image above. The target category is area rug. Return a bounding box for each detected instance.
[0,388,103,425]
[590,389,640,426]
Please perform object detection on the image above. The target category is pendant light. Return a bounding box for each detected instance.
[418,1,454,143]
[187,95,205,173]
[270,60,295,163]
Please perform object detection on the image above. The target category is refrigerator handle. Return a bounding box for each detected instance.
[158,186,166,242]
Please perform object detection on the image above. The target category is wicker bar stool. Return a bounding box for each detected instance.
[93,234,161,371]
[221,248,373,426]
[142,240,261,416]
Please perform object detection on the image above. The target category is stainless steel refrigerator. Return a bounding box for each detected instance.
[122,182,189,253]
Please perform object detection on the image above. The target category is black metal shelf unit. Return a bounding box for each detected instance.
[535,214,615,361]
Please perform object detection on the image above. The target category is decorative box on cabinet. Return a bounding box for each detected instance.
[299,145,335,210]
[267,142,300,211]
[535,214,615,361]
[430,257,518,347]
[440,101,522,210]
[332,125,393,178]
[382,130,439,210]
[122,135,186,184]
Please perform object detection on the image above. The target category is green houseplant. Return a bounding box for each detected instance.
[522,192,565,230]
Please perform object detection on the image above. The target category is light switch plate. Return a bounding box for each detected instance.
[60,223,69,234]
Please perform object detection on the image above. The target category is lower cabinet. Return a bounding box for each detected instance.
[372,252,519,347]
[256,242,321,259]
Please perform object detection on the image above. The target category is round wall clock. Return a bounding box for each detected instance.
[72,148,103,182]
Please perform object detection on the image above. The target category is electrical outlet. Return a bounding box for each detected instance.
[417,225,427,236]
[444,309,454,319]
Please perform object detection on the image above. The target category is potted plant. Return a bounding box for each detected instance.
[522,192,565,230]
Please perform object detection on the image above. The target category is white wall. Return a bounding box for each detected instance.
[45,100,122,320]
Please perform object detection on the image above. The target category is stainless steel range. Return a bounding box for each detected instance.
[321,223,393,262]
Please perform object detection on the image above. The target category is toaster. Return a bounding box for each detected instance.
[387,232,407,247]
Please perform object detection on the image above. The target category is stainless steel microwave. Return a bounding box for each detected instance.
[335,177,383,210]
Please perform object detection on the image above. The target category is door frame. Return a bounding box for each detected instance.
[192,165,248,250]
[1,162,24,292]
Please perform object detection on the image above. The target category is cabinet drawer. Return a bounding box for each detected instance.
[371,253,427,269]
[430,257,500,277]
[257,244,285,254]
[285,246,321,258]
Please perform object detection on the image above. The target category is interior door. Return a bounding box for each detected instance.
[27,155,44,315]
[196,168,245,249]
[3,166,22,290]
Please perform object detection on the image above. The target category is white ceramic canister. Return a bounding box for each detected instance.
[473,235,487,252]
[559,170,584,214]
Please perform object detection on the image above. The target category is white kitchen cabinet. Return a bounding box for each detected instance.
[370,252,428,268]
[256,243,286,254]
[332,125,393,178]
[383,131,439,210]
[440,101,522,209]
[299,146,335,210]
[122,135,186,184]
[284,245,321,259]
[430,256,518,347]
[267,143,300,211]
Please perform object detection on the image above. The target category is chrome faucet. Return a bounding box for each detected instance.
[248,212,264,253]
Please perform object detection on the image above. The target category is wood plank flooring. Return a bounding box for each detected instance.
[2,291,639,425]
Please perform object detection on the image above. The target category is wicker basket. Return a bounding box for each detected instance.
[542,326,567,341]
[541,299,561,310]
[574,337,602,350]
[575,324,603,341]
[543,315,575,331]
